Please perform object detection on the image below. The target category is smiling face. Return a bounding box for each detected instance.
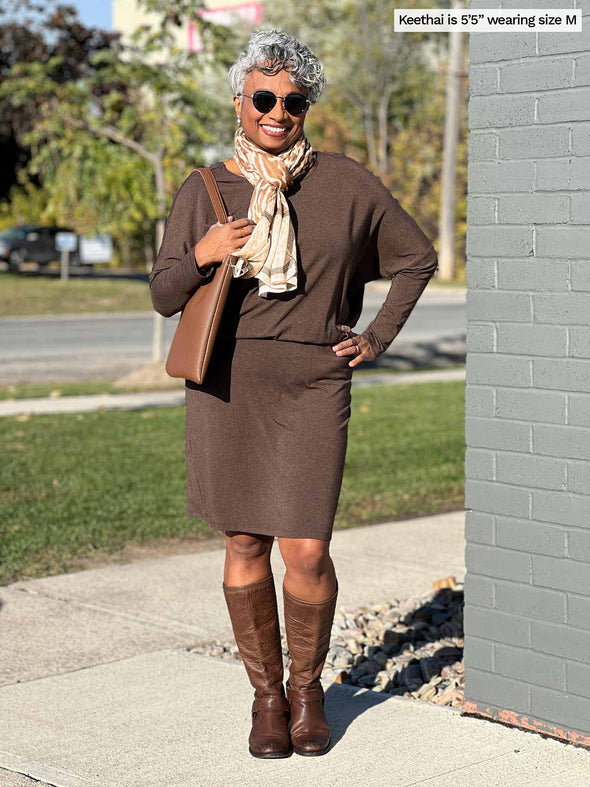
[233,66,309,154]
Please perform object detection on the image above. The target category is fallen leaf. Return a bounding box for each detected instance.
[432,576,457,590]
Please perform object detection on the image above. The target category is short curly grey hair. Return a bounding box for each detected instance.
[227,29,326,105]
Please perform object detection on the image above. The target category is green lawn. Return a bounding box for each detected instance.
[0,379,182,400]
[0,271,152,316]
[0,380,465,585]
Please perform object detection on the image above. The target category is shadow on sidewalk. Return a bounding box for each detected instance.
[325,682,392,750]
[323,585,465,749]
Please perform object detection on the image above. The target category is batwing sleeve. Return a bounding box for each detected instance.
[359,178,439,357]
[149,172,216,318]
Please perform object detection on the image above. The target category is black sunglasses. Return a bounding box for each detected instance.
[238,90,310,117]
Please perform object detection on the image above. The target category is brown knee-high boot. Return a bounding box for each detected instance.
[282,579,339,756]
[222,574,292,758]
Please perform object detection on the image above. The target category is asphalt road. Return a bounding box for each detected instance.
[0,287,466,384]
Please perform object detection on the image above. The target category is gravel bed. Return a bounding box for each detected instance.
[188,578,464,709]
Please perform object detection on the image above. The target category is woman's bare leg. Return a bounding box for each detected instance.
[223,530,274,586]
[278,537,337,601]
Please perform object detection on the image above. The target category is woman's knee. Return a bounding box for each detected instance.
[225,531,273,562]
[279,538,331,579]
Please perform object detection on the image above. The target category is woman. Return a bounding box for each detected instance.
[149,29,438,759]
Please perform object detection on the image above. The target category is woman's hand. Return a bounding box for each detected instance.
[194,215,256,269]
[332,324,378,368]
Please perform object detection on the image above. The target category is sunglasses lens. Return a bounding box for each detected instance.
[252,91,277,113]
[285,94,308,116]
[250,91,309,116]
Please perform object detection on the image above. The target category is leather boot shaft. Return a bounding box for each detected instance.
[223,574,285,697]
[283,581,339,756]
[223,574,292,758]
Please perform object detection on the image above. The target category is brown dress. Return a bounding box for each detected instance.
[149,152,438,540]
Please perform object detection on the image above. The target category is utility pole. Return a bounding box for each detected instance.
[438,0,465,281]
[152,152,166,364]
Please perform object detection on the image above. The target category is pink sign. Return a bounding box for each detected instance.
[188,4,264,52]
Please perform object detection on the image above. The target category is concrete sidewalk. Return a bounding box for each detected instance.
[0,368,465,417]
[1,511,588,786]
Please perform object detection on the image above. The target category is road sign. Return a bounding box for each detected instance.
[55,232,77,252]
[79,234,113,264]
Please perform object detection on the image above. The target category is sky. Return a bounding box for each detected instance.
[67,0,112,30]
[5,1,112,30]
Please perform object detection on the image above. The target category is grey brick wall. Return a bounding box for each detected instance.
[464,0,590,744]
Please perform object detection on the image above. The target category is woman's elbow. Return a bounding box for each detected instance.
[149,286,180,318]
[148,270,182,318]
[408,243,439,278]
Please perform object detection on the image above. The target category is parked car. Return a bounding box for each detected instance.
[0,225,80,271]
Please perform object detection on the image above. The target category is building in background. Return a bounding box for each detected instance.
[113,0,263,52]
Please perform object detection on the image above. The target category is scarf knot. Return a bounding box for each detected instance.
[229,125,316,298]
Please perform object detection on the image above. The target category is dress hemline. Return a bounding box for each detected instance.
[186,507,333,541]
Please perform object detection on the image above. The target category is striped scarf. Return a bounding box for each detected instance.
[229,124,316,298]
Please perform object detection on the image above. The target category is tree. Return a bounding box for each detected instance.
[0,1,120,200]
[263,0,466,276]
[264,0,450,178]
[0,1,239,266]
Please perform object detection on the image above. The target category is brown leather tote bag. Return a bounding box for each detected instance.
[165,167,234,385]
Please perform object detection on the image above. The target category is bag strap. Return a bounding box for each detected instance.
[193,167,229,224]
